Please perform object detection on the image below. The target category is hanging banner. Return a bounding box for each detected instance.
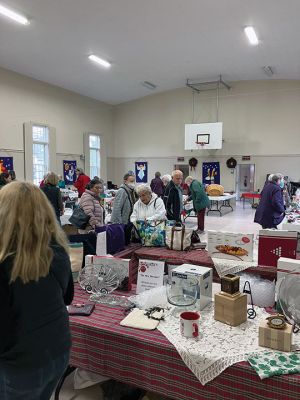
[135,161,148,183]
[0,157,13,173]
[63,160,77,183]
[202,162,220,185]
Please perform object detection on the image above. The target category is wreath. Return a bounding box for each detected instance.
[189,157,198,170]
[226,157,237,169]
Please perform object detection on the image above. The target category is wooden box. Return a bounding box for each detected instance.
[214,292,247,326]
[259,319,293,352]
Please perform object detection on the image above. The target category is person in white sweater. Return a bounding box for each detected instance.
[130,184,166,223]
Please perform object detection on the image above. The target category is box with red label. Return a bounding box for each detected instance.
[258,230,298,267]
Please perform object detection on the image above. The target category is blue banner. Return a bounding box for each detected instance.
[0,157,13,173]
[135,161,148,183]
[63,160,77,183]
[202,162,220,185]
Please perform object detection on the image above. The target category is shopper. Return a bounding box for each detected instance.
[8,170,16,181]
[150,172,165,198]
[58,174,66,189]
[163,170,183,222]
[42,172,64,223]
[130,184,166,223]
[74,168,90,197]
[185,176,210,233]
[161,174,172,197]
[79,178,104,231]
[254,173,285,229]
[0,172,11,189]
[0,182,73,400]
[111,172,138,224]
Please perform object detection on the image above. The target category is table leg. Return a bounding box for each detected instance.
[54,365,76,400]
[207,200,222,216]
[243,197,245,209]
[220,200,233,213]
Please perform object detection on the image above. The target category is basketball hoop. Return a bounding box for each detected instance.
[195,141,205,150]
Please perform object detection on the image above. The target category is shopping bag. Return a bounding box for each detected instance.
[69,207,90,229]
[165,223,193,251]
[135,220,166,247]
[95,224,125,255]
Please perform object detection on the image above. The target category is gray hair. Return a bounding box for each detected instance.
[268,173,283,183]
[161,174,171,183]
[136,184,152,196]
[172,170,183,178]
[185,176,194,184]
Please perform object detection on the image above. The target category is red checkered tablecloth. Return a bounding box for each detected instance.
[69,284,300,400]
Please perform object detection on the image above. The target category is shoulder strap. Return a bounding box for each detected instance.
[119,186,134,213]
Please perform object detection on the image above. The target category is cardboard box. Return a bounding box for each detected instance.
[214,292,247,326]
[171,264,212,310]
[85,255,131,291]
[207,231,254,261]
[258,230,298,267]
[259,319,293,352]
[277,257,300,291]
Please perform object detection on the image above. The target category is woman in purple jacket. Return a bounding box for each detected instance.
[254,173,285,229]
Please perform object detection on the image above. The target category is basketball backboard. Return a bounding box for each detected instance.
[185,122,223,150]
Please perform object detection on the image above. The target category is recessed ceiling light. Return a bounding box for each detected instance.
[88,54,111,69]
[141,81,157,90]
[0,4,30,25]
[244,26,259,45]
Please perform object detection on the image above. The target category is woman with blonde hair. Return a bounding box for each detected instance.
[0,182,73,399]
[42,171,64,223]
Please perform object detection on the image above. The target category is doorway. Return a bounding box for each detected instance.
[174,164,190,181]
[235,164,255,197]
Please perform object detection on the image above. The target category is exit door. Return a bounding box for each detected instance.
[235,164,255,197]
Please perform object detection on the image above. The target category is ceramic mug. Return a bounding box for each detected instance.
[180,311,200,338]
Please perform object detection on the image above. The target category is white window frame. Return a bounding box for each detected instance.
[89,134,101,178]
[84,133,103,179]
[23,122,56,183]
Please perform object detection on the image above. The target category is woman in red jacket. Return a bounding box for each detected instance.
[74,168,90,197]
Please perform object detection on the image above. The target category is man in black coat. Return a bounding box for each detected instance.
[163,170,183,222]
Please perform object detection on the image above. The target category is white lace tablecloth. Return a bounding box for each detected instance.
[212,257,258,277]
[157,304,300,385]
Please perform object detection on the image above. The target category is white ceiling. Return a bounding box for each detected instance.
[0,0,300,105]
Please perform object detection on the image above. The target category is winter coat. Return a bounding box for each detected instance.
[111,184,138,224]
[42,184,64,221]
[188,179,210,212]
[150,177,165,197]
[74,173,90,197]
[79,189,104,229]
[163,180,183,222]
[130,194,166,223]
[254,182,285,228]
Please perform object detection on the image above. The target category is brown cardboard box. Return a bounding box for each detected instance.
[259,319,293,352]
[214,292,247,326]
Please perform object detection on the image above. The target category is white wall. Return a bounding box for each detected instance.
[0,67,113,181]
[109,80,300,189]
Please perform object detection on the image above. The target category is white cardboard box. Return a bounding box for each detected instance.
[207,231,254,261]
[277,257,300,292]
[171,264,212,310]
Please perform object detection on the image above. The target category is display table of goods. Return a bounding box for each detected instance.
[67,282,300,400]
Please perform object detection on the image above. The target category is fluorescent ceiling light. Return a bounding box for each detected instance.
[244,26,259,45]
[88,54,111,69]
[0,4,29,25]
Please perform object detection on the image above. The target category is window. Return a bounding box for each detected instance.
[32,125,49,186]
[89,134,101,178]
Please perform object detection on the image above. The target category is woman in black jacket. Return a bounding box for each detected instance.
[42,172,64,223]
[0,182,73,400]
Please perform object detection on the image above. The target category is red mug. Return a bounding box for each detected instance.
[180,311,200,338]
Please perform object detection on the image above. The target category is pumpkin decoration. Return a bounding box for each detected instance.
[189,157,198,170]
[226,157,237,169]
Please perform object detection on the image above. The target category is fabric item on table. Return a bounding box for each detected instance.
[157,305,300,386]
[212,257,258,277]
[74,368,109,389]
[95,224,125,255]
[248,352,300,380]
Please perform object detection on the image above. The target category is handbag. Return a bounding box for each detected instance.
[165,223,193,251]
[135,220,166,247]
[69,206,90,229]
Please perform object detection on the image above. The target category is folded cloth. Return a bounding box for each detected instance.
[74,368,109,389]
[248,351,300,380]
